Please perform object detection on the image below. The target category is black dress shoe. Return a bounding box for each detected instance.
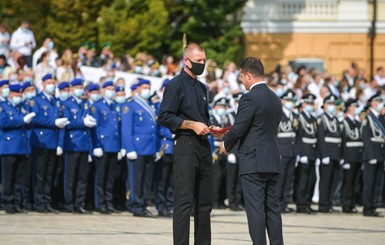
[144,208,156,218]
[14,207,28,213]
[329,208,340,213]
[23,204,33,211]
[96,207,111,214]
[35,207,47,213]
[297,207,316,214]
[107,207,121,213]
[230,204,243,211]
[75,207,92,214]
[280,207,294,213]
[5,208,17,214]
[342,208,357,214]
[363,211,384,217]
[158,209,172,217]
[46,206,60,214]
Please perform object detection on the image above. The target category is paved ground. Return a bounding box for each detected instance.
[0,206,384,245]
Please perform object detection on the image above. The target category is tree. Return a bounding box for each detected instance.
[47,0,113,52]
[98,0,170,58]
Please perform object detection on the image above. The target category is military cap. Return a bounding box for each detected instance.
[115,86,125,92]
[161,79,170,89]
[0,79,9,87]
[301,93,316,103]
[70,78,84,87]
[344,98,358,112]
[367,91,382,103]
[213,97,229,107]
[9,84,22,93]
[280,89,296,100]
[42,73,53,82]
[21,81,33,91]
[323,94,337,104]
[102,81,114,88]
[234,92,244,102]
[86,83,100,92]
[130,83,138,91]
[137,78,151,87]
[58,82,70,91]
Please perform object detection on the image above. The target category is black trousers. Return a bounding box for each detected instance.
[129,155,154,213]
[277,155,296,209]
[1,155,27,210]
[85,161,95,210]
[319,160,340,211]
[241,172,284,245]
[64,152,88,210]
[33,148,57,209]
[295,160,316,209]
[113,158,127,209]
[94,153,117,209]
[227,161,242,207]
[212,152,227,207]
[173,135,212,245]
[341,161,362,210]
[22,154,33,208]
[52,155,65,209]
[156,154,174,212]
[363,160,384,213]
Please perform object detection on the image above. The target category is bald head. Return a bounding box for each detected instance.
[184,43,204,57]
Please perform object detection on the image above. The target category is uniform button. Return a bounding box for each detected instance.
[312,144,316,148]
[101,135,104,139]
[84,131,87,134]
[338,144,341,147]
[70,134,73,138]
[136,137,140,141]
[115,133,118,135]
[7,137,10,140]
[163,138,166,141]
[151,126,154,128]
[22,133,25,136]
[40,131,43,135]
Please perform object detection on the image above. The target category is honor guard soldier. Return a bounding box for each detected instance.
[30,73,70,213]
[341,99,363,213]
[317,94,342,213]
[277,89,298,213]
[361,91,385,217]
[295,93,318,214]
[58,82,70,102]
[62,78,96,213]
[0,84,36,213]
[21,81,36,210]
[87,83,102,104]
[121,78,159,217]
[157,79,175,217]
[0,79,9,102]
[211,96,234,209]
[91,81,121,214]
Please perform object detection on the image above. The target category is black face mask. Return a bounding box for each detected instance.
[187,58,205,76]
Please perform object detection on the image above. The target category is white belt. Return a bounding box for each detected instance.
[278,132,296,138]
[324,137,342,144]
[302,137,317,144]
[371,137,385,143]
[346,141,364,147]
[214,141,221,147]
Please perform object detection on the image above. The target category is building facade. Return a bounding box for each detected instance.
[241,0,385,76]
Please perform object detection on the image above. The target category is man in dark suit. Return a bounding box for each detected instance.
[220,57,284,245]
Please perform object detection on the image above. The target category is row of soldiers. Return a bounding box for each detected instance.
[210,89,385,217]
[0,73,175,217]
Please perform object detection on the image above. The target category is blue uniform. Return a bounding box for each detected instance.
[91,98,120,152]
[121,96,158,155]
[29,92,62,149]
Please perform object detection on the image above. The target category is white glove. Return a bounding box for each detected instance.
[172,134,175,139]
[127,151,138,160]
[56,146,63,156]
[55,118,70,128]
[23,112,36,124]
[117,152,122,161]
[83,115,97,128]
[295,155,300,163]
[88,155,92,163]
[227,153,237,164]
[322,157,330,165]
[120,149,127,158]
[339,159,344,166]
[315,158,321,167]
[369,159,377,165]
[93,148,103,158]
[300,156,308,164]
[343,163,351,170]
[155,152,162,162]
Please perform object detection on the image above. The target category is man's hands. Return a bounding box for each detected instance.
[209,126,225,138]
[181,120,210,135]
[219,141,228,155]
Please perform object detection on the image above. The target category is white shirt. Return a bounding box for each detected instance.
[0,31,10,57]
[10,27,36,56]
[374,74,385,87]
[32,46,58,69]
[249,81,266,90]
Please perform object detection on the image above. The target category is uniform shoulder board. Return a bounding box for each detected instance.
[123,105,129,114]
[314,122,317,129]
[56,101,61,107]
[91,106,96,114]
[339,123,344,130]
[84,103,89,110]
[293,118,299,128]
[30,100,35,107]
[362,119,367,127]
[116,106,120,112]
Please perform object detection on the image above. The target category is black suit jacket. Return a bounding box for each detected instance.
[223,83,283,175]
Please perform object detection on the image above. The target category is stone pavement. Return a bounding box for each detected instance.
[0,206,384,245]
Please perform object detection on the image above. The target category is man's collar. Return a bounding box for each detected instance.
[282,106,291,118]
[104,97,112,105]
[249,81,266,91]
[72,95,82,104]
[42,91,52,100]
[370,108,379,117]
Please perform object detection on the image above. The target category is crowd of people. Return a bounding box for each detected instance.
[1,19,385,217]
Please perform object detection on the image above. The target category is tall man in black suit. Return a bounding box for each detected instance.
[220,57,284,245]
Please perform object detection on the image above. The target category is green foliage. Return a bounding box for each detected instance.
[0,0,247,65]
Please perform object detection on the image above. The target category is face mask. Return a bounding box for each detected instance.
[359,82,366,90]
[12,96,22,105]
[140,88,151,99]
[333,80,339,87]
[354,108,360,116]
[10,74,17,82]
[48,41,54,50]
[216,108,226,117]
[326,105,336,115]
[2,87,10,98]
[337,111,344,120]
[105,90,115,100]
[73,88,84,98]
[45,84,56,94]
[24,77,33,82]
[223,87,230,95]
[90,94,101,102]
[134,66,142,74]
[187,58,205,76]
[106,77,114,82]
[60,92,69,101]
[304,105,313,114]
[25,91,36,100]
[376,103,384,113]
[276,88,284,97]
[115,96,126,104]
[284,101,294,111]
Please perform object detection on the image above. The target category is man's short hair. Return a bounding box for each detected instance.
[240,57,264,78]
[184,42,204,56]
